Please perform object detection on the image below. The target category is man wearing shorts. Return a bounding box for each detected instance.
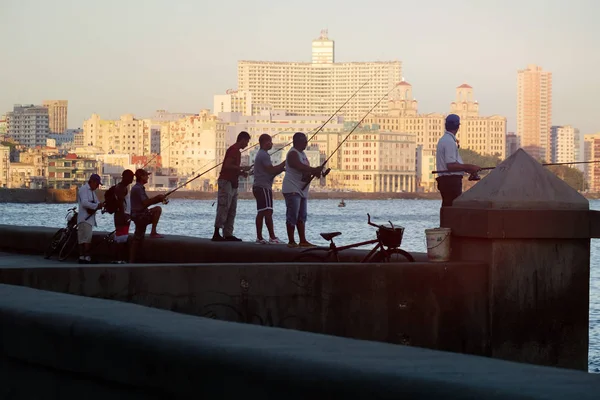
[77,173,104,264]
[252,133,285,244]
[113,169,134,263]
[129,169,165,263]
[281,132,322,248]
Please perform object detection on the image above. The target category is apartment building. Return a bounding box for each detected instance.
[6,104,49,148]
[158,110,227,190]
[82,114,151,156]
[550,125,579,164]
[214,90,254,116]
[237,30,402,122]
[584,133,600,192]
[0,145,9,187]
[47,154,100,189]
[43,100,68,134]
[517,64,552,161]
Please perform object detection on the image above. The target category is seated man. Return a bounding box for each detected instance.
[129,169,165,263]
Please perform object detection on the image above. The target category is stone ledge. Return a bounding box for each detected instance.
[0,224,427,263]
[1,284,599,399]
[442,208,600,239]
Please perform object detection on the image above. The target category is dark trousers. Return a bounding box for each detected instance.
[436,175,463,207]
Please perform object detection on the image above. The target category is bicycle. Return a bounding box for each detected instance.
[44,206,79,261]
[293,213,415,263]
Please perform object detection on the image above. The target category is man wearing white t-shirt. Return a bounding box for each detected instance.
[435,114,480,207]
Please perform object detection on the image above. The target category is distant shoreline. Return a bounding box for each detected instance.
[1,187,598,203]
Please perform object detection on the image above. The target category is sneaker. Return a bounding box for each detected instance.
[224,235,242,242]
[255,239,268,244]
[268,237,284,244]
[211,234,226,242]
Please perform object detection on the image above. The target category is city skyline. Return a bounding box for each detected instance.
[1,0,599,134]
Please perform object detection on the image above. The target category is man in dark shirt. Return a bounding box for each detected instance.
[129,169,165,263]
[212,131,252,242]
[113,169,134,263]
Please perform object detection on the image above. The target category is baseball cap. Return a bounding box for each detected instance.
[446,114,460,127]
[135,168,152,178]
[89,173,103,185]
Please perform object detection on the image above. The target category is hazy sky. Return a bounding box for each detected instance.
[1,0,599,134]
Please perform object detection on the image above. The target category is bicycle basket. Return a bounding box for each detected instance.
[377,226,405,248]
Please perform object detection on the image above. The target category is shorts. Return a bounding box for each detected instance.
[114,224,130,244]
[283,192,307,226]
[77,222,93,244]
[253,187,273,212]
[132,210,153,240]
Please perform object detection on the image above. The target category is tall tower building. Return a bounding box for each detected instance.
[517,65,552,161]
[312,29,334,64]
[43,100,68,134]
[6,104,49,148]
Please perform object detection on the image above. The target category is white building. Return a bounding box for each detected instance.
[550,125,578,164]
[6,104,49,148]
[213,90,253,116]
[237,30,402,122]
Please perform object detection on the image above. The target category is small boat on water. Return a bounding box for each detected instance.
[338,200,346,208]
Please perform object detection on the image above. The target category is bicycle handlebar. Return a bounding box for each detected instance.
[366,213,398,231]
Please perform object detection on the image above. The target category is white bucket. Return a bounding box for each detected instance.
[425,228,452,262]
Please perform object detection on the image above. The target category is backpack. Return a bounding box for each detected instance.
[103,185,119,214]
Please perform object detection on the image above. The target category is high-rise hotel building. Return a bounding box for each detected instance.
[237,30,402,121]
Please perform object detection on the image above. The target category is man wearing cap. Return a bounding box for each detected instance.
[113,169,134,264]
[129,169,165,263]
[435,114,481,207]
[77,173,105,264]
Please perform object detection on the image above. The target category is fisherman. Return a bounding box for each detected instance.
[282,132,323,248]
[435,114,481,206]
[113,169,134,263]
[129,169,165,263]
[77,173,105,264]
[212,131,252,242]
[253,133,286,244]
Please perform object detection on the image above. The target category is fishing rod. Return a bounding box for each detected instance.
[301,82,403,190]
[248,76,374,170]
[432,160,600,181]
[166,77,374,197]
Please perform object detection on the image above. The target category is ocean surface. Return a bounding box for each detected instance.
[1,198,598,373]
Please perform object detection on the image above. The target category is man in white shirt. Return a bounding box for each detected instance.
[77,173,104,264]
[435,114,480,206]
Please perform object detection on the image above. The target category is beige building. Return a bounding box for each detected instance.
[83,114,151,156]
[517,64,552,161]
[450,84,506,157]
[0,145,9,187]
[158,110,227,190]
[214,90,253,116]
[551,125,579,164]
[584,133,600,192]
[43,100,68,134]
[238,31,402,121]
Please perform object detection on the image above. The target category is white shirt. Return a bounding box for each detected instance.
[436,131,464,177]
[77,183,100,226]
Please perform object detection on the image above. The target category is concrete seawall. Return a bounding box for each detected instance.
[1,284,599,399]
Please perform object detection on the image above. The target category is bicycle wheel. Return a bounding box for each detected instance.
[293,251,328,263]
[370,248,415,263]
[44,228,66,259]
[58,230,78,261]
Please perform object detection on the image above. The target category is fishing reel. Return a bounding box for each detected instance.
[468,171,481,181]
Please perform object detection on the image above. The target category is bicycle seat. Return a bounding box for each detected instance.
[320,232,342,241]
